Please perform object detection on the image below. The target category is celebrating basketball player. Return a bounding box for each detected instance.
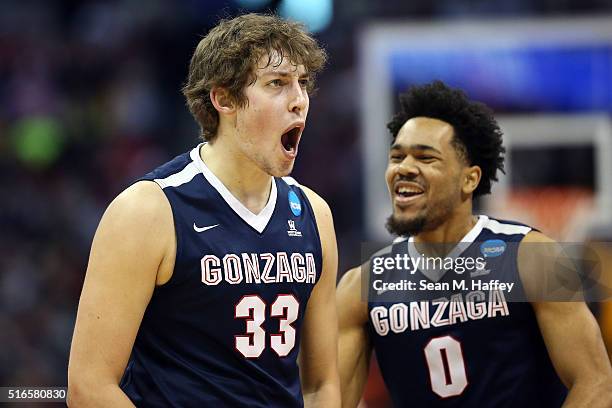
[337,81,612,407]
[68,14,340,407]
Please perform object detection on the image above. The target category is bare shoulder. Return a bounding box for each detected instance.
[337,265,369,325]
[518,230,580,301]
[518,230,563,263]
[109,181,171,223]
[297,183,332,220]
[521,230,556,244]
[96,180,175,284]
[338,266,363,293]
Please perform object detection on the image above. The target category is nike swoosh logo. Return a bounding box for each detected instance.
[193,223,219,233]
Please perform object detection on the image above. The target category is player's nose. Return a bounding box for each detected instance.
[397,156,420,176]
[288,82,308,114]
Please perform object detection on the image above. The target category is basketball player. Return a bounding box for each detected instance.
[337,81,612,407]
[68,14,340,407]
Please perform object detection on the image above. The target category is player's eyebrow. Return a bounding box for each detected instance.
[261,70,309,78]
[390,143,442,155]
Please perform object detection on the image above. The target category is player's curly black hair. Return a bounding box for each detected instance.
[387,80,505,198]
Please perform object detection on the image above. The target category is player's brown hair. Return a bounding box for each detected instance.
[182,13,327,142]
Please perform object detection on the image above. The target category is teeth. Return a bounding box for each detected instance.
[397,186,423,194]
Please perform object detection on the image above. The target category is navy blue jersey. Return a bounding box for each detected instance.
[120,145,323,407]
[368,215,567,407]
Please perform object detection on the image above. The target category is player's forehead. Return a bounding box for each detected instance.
[255,50,308,78]
[393,117,454,152]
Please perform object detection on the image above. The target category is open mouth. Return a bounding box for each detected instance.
[395,184,425,200]
[281,126,301,153]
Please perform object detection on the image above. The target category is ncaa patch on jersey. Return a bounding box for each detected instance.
[288,190,302,216]
[480,239,506,257]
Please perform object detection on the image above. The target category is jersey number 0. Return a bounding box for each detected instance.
[424,335,469,398]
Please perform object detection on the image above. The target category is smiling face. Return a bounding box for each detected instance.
[232,52,310,177]
[385,117,467,236]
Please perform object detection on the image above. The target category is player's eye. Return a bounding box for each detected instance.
[268,79,284,87]
[299,78,310,88]
[389,154,404,162]
[419,156,436,162]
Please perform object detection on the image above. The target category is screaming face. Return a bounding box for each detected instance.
[233,51,310,177]
[281,124,303,158]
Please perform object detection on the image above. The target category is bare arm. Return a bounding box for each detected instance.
[337,266,372,408]
[67,181,175,407]
[519,231,612,408]
[299,186,341,408]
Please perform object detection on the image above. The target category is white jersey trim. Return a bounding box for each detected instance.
[190,144,277,234]
[407,215,489,283]
[282,176,301,186]
[154,162,199,189]
[484,218,532,236]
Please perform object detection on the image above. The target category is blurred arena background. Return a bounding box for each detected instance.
[1,0,612,406]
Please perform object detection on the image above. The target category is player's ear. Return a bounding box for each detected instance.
[462,165,482,195]
[210,87,236,114]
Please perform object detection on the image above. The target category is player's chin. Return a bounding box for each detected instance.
[270,160,295,178]
[392,211,416,224]
[393,202,426,220]
[393,199,423,213]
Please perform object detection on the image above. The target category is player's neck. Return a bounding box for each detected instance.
[199,141,273,215]
[413,205,478,257]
